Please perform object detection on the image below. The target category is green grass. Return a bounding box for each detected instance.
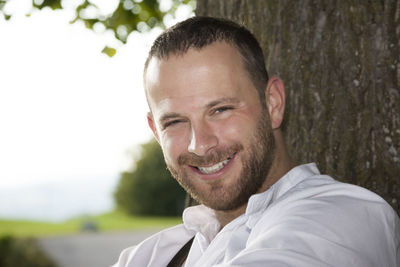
[0,211,182,238]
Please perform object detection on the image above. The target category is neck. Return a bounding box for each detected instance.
[214,129,293,228]
[214,204,247,228]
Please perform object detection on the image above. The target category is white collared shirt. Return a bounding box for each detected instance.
[112,163,400,267]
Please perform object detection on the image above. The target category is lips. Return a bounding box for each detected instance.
[178,143,243,177]
[193,154,234,175]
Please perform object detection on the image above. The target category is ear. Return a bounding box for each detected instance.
[265,76,286,129]
[147,112,160,143]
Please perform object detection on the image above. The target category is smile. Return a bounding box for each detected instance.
[194,154,235,175]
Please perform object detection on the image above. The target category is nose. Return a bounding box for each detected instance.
[187,121,218,156]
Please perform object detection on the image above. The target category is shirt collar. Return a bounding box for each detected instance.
[245,163,320,228]
[182,163,320,238]
[183,204,220,243]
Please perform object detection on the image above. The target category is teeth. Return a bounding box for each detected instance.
[197,158,230,174]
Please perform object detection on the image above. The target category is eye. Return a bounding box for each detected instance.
[163,119,183,129]
[213,106,234,114]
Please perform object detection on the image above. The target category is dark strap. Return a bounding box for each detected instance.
[167,237,195,267]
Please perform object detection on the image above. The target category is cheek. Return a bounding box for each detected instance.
[160,131,190,163]
[215,116,257,143]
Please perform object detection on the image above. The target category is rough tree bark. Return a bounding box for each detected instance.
[196,0,400,213]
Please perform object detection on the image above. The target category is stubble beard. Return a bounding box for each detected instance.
[166,112,276,211]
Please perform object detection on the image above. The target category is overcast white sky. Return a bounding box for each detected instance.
[0,0,192,220]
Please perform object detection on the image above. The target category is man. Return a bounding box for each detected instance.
[113,17,399,266]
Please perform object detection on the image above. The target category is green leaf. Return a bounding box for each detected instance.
[101,46,117,57]
[32,0,62,10]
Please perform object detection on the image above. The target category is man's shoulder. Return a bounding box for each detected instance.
[253,176,399,245]
[246,177,399,266]
[285,174,391,208]
[253,164,398,232]
[271,173,396,219]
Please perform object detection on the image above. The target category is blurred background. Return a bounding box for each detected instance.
[0,0,193,266]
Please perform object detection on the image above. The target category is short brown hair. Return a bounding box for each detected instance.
[144,16,269,101]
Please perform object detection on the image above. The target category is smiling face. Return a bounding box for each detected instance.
[145,42,276,211]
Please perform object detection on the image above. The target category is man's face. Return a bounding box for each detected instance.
[145,42,275,211]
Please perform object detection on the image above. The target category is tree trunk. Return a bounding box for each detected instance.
[196,0,400,213]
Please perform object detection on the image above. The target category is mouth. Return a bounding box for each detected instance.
[192,154,235,175]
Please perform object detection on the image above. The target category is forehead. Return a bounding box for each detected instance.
[144,42,256,117]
